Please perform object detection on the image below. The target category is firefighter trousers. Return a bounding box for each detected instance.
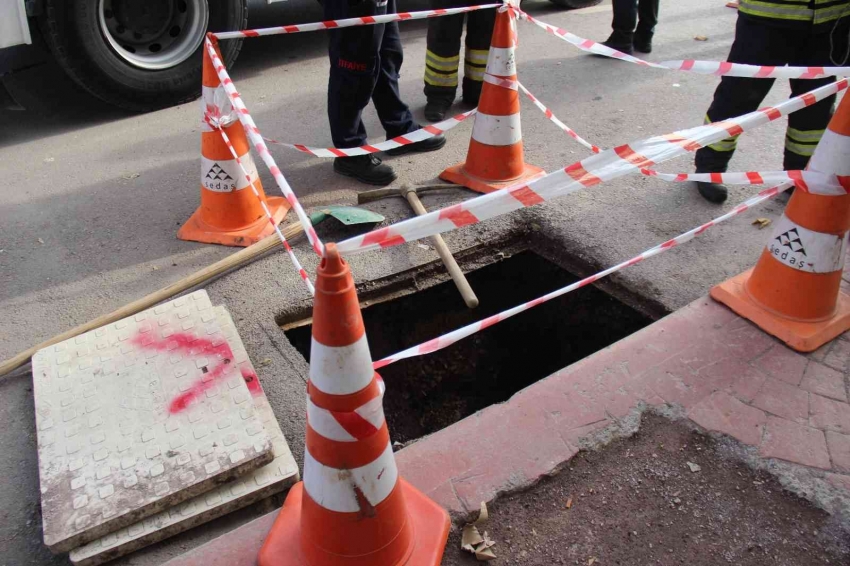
[694,14,849,173]
[325,0,417,148]
[423,0,496,104]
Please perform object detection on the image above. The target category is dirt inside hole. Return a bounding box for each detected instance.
[442,414,850,566]
[284,251,651,443]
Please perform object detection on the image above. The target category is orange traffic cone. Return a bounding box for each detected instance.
[178,36,289,247]
[710,94,850,352]
[258,243,450,566]
[440,6,544,194]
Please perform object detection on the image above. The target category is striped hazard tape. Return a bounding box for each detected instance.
[210,4,501,40]
[517,81,602,154]
[336,78,849,256]
[640,169,849,195]
[263,109,476,157]
[212,120,316,294]
[517,9,850,80]
[373,181,794,369]
[204,38,325,258]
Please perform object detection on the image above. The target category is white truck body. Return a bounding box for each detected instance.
[0,0,31,49]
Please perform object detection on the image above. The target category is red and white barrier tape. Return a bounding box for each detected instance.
[517,9,850,79]
[641,168,849,195]
[263,109,476,157]
[204,38,325,257]
[212,121,316,294]
[210,4,501,40]
[337,78,848,255]
[373,181,793,368]
[517,81,602,154]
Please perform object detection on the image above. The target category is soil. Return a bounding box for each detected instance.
[441,414,850,566]
[284,251,651,443]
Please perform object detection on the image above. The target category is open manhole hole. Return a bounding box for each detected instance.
[284,251,653,443]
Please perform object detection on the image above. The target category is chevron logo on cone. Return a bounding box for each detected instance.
[258,243,450,566]
[178,36,290,247]
[440,4,544,194]
[710,93,850,352]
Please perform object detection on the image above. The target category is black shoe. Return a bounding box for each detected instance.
[424,99,453,122]
[385,133,447,156]
[333,155,397,186]
[461,91,481,108]
[633,36,652,54]
[600,32,634,55]
[696,181,728,203]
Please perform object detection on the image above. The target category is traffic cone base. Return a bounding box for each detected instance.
[258,479,450,566]
[710,268,850,352]
[440,162,545,194]
[178,195,289,247]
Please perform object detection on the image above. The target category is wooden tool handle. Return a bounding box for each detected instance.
[0,223,306,378]
[403,190,479,309]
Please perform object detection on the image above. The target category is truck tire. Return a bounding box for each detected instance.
[547,0,603,8]
[38,0,247,112]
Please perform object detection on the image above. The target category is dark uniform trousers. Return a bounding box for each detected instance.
[695,14,850,173]
[325,0,417,148]
[611,0,659,41]
[423,0,496,104]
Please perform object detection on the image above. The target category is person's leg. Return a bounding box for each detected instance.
[326,0,398,185]
[633,0,659,53]
[603,0,638,53]
[693,15,789,202]
[372,0,417,138]
[325,0,383,149]
[784,19,849,171]
[462,5,496,106]
[377,0,447,156]
[423,0,465,119]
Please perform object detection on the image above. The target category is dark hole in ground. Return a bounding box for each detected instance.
[284,251,652,443]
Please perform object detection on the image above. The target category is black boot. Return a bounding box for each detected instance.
[696,181,728,203]
[601,31,634,55]
[333,155,397,186]
[385,134,447,156]
[633,34,652,54]
[424,99,453,122]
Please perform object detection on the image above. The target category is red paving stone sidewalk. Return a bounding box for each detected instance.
[164,296,850,566]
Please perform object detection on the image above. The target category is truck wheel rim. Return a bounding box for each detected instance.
[98,0,210,71]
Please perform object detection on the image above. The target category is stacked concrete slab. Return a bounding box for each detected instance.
[31,291,299,565]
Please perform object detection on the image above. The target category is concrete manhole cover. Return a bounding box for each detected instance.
[69,306,299,566]
[32,291,273,553]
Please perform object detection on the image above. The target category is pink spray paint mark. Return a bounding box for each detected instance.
[131,332,263,414]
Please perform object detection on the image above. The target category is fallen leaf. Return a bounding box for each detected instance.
[694,35,708,41]
[687,461,702,473]
[566,497,573,509]
[122,173,140,180]
[461,524,484,552]
[475,546,497,561]
[476,501,489,524]
[37,238,44,244]
[753,218,772,229]
[260,358,272,367]
[152,266,159,271]
[588,557,598,565]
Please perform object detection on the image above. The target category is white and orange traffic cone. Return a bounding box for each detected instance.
[440,4,544,194]
[711,94,850,352]
[178,36,290,247]
[257,243,450,566]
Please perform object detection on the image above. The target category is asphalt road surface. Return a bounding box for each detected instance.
[0,0,835,564]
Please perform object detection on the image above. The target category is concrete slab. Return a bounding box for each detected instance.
[68,306,299,566]
[31,291,273,554]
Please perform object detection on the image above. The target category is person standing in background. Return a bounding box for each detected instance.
[325,0,446,186]
[422,0,496,121]
[600,0,660,55]
[693,2,850,203]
